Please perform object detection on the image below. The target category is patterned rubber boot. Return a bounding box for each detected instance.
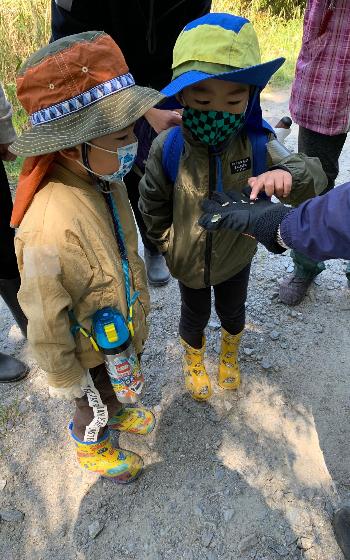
[108,407,155,435]
[180,337,212,401]
[69,422,143,483]
[218,328,243,390]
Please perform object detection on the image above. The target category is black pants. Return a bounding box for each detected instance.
[179,264,251,349]
[298,126,347,192]
[0,160,19,279]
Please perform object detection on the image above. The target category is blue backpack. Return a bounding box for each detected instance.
[161,97,275,189]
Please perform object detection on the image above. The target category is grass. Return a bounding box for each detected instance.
[212,1,303,85]
[0,0,303,180]
[0,398,20,433]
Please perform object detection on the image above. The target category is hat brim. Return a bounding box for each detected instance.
[161,58,285,104]
[11,85,165,157]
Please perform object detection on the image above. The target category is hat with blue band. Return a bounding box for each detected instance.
[11,31,165,157]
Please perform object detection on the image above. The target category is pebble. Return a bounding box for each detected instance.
[223,509,234,522]
[280,341,288,350]
[243,347,254,356]
[268,541,290,557]
[238,534,259,553]
[18,401,28,414]
[286,264,294,273]
[290,310,298,318]
[88,520,104,539]
[201,528,214,547]
[0,509,24,522]
[194,505,203,517]
[297,536,314,551]
[270,330,280,341]
[153,405,162,414]
[224,401,233,412]
[0,479,7,491]
[208,319,221,330]
[261,358,272,370]
[214,467,224,481]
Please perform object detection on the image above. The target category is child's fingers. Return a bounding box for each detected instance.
[282,173,292,197]
[247,176,263,200]
[264,175,277,198]
[273,177,286,198]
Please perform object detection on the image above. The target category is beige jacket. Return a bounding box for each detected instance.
[15,163,149,388]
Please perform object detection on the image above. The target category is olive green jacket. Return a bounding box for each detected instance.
[139,127,327,289]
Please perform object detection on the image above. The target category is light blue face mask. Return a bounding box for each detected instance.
[83,141,138,182]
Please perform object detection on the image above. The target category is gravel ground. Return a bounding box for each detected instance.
[1,87,350,560]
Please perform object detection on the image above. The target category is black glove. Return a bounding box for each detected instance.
[199,188,292,253]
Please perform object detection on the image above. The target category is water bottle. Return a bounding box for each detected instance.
[92,307,144,404]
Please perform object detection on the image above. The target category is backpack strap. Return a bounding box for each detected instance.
[162,126,184,183]
[161,118,276,185]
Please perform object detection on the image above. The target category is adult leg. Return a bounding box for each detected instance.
[0,161,28,382]
[279,126,347,305]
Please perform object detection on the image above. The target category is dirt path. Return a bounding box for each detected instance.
[1,87,349,560]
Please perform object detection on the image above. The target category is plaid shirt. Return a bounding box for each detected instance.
[290,0,350,136]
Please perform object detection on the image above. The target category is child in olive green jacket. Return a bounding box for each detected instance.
[139,13,327,400]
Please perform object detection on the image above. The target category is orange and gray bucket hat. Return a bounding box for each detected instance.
[11,31,164,157]
[10,31,164,227]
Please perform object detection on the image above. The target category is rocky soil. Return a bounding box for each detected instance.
[0,88,350,560]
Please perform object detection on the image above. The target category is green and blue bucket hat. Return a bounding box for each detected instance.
[161,13,285,102]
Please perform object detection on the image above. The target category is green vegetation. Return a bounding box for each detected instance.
[0,398,20,433]
[0,0,303,180]
[212,1,303,84]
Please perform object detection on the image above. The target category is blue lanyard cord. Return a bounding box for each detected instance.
[68,190,139,347]
[104,192,139,332]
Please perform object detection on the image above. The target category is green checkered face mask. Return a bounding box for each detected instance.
[182,107,245,146]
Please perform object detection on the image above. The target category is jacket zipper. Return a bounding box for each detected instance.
[204,151,217,286]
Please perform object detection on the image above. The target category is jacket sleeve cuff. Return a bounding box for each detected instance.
[46,361,86,389]
[254,205,292,253]
[278,208,299,250]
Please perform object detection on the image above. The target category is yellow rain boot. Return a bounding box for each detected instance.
[180,337,212,401]
[69,422,143,483]
[108,406,155,435]
[218,328,243,390]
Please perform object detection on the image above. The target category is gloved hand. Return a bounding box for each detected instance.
[199,187,292,253]
[48,372,88,400]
